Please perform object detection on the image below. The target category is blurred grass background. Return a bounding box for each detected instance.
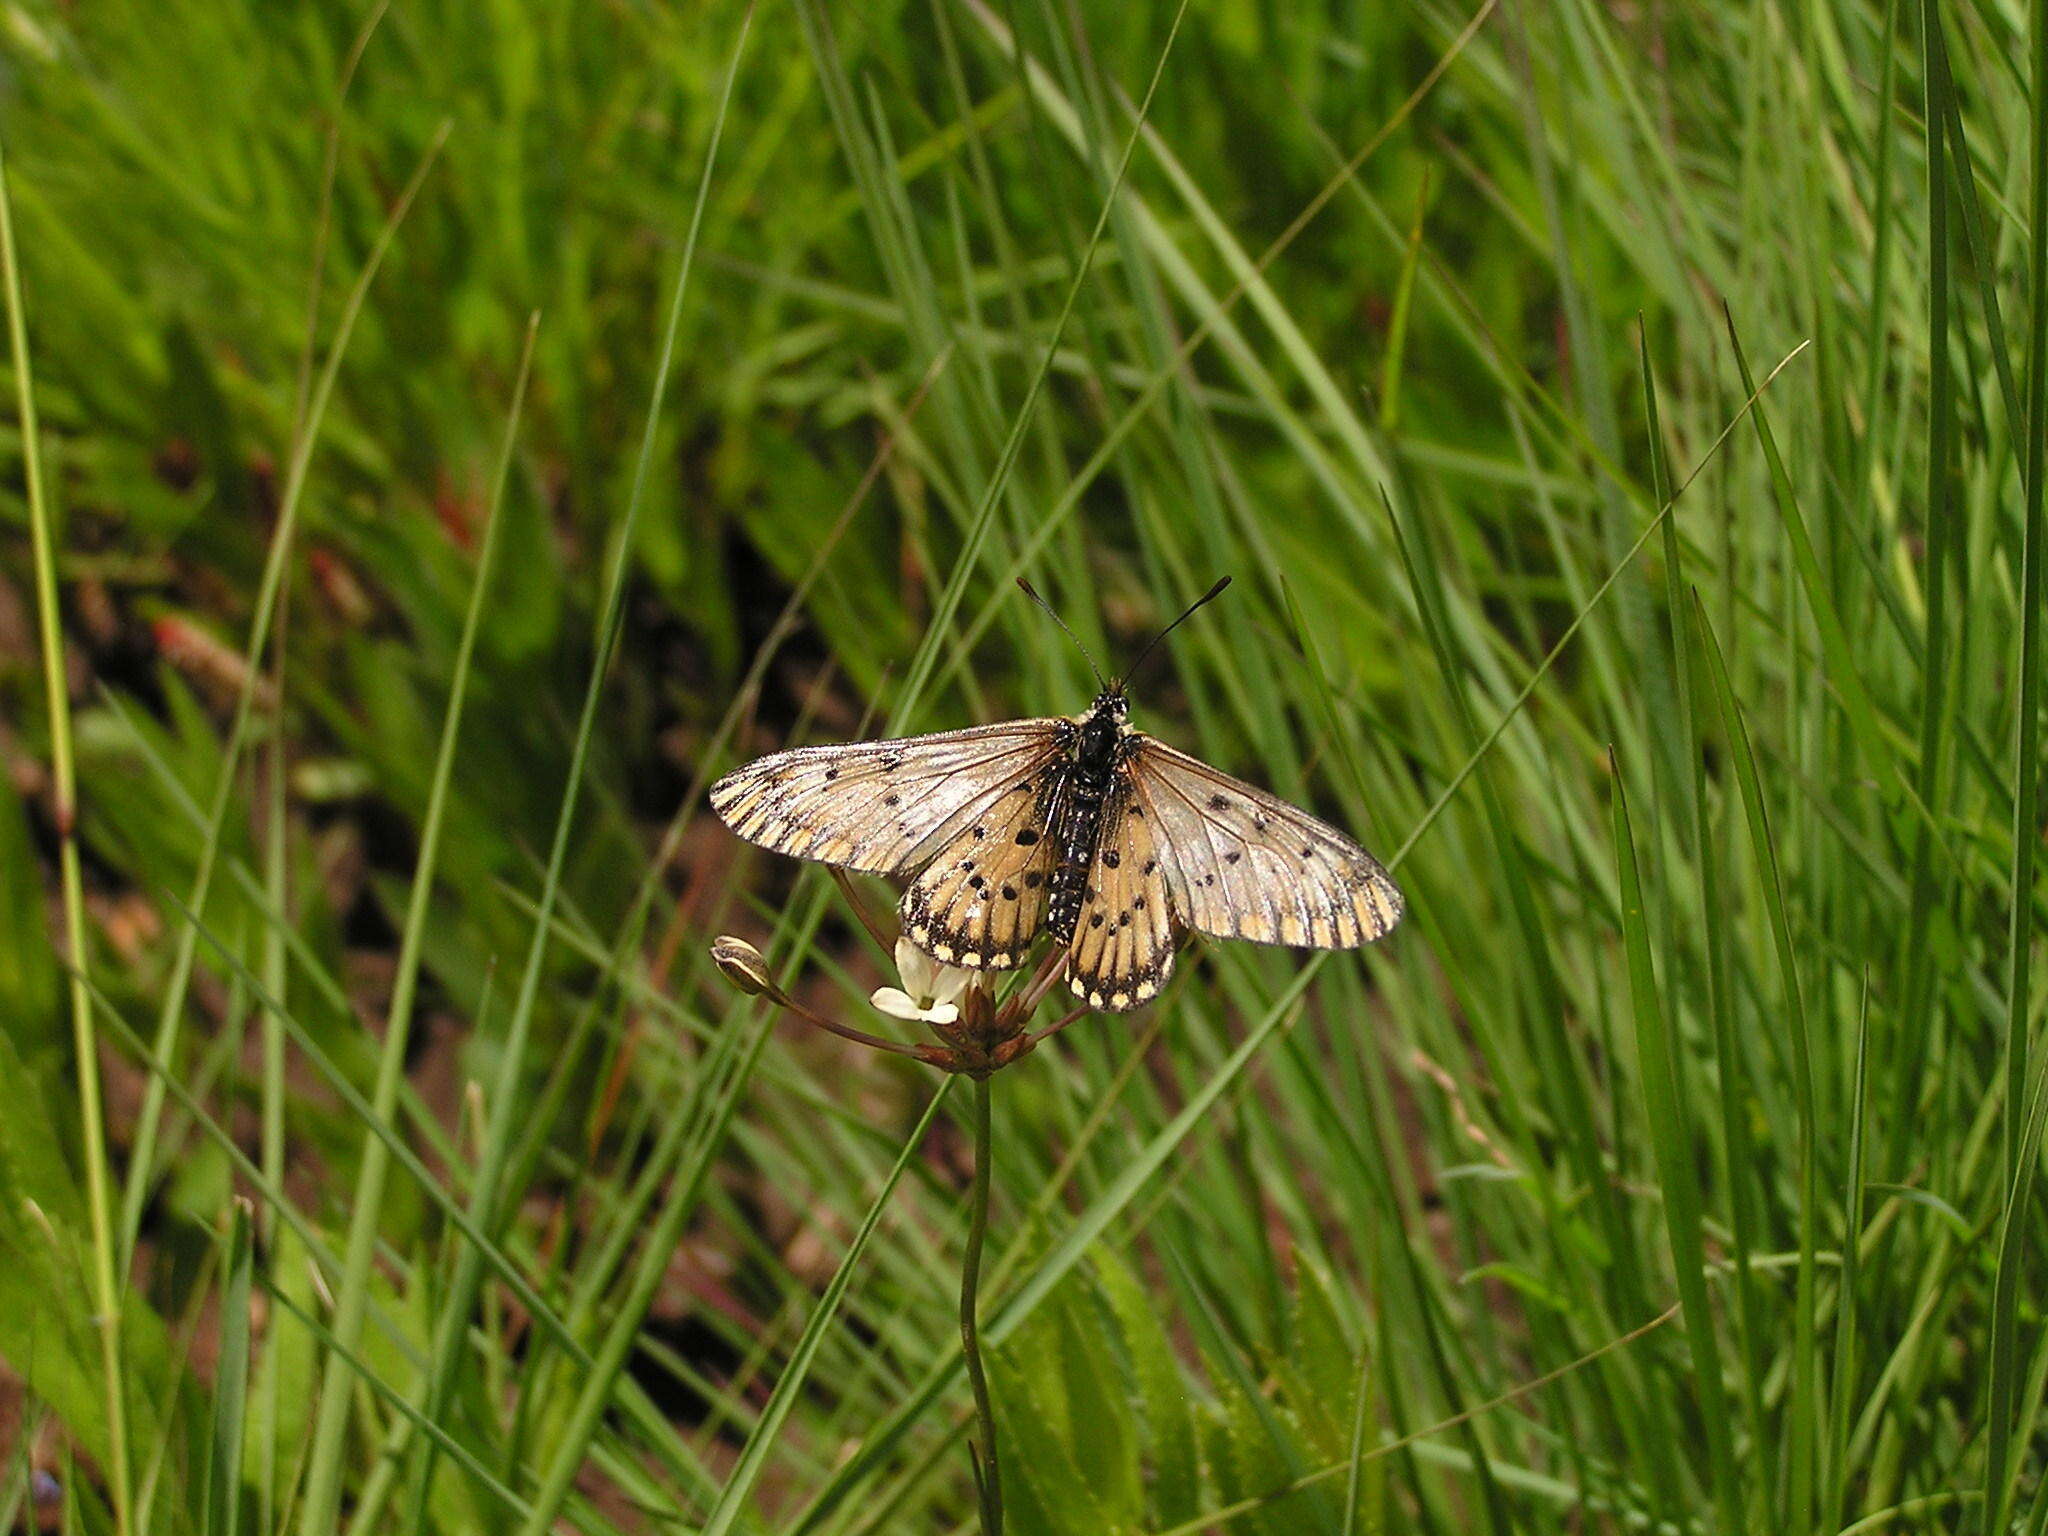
[1,0,2044,1531]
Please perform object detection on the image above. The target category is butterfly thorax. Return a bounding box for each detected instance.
[1074,689,1128,773]
[1046,692,1132,943]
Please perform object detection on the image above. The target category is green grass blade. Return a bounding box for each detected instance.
[1721,310,1894,804]
[872,0,1193,731]
[1377,173,1429,435]
[1610,756,1740,1534]
[507,996,779,1536]
[134,870,594,1370]
[119,120,453,1265]
[1828,978,1872,1527]
[1981,1044,2048,1534]
[1927,13,2024,439]
[1645,316,1768,1510]
[395,15,755,1527]
[295,316,540,1536]
[1692,592,1820,1533]
[258,1282,535,1525]
[1891,0,1962,1186]
[790,959,1332,1533]
[1982,0,2048,1520]
[0,133,133,1536]
[203,1203,252,1536]
[699,1083,954,1536]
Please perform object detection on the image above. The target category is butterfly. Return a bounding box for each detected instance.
[709,579,1403,1012]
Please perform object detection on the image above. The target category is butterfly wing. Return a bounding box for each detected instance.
[1128,736,1403,949]
[900,763,1068,970]
[710,721,1066,876]
[1065,770,1180,1010]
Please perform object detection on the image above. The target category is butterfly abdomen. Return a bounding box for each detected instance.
[1045,703,1128,943]
[1045,776,1107,943]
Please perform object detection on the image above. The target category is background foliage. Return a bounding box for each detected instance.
[1,0,2044,1531]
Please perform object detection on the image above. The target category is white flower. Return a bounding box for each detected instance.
[870,988,958,1025]
[871,937,974,1025]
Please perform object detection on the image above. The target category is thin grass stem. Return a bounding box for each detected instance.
[0,133,133,1536]
[118,119,453,1267]
[295,316,540,1536]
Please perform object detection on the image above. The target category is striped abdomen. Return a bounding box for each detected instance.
[1046,766,1112,942]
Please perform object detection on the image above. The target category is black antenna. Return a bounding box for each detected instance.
[1118,576,1231,688]
[1016,578,1105,690]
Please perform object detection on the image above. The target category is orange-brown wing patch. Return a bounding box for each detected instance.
[899,766,1066,971]
[1065,773,1178,1011]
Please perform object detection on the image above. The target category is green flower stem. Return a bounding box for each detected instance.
[961,1074,1003,1536]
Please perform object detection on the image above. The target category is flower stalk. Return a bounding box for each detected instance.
[710,931,1073,1080]
[961,1073,1002,1536]
[711,897,1104,1536]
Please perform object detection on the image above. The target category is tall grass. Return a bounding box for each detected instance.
[1,131,131,1536]
[0,0,2043,1532]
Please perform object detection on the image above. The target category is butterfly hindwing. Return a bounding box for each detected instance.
[1065,770,1179,1010]
[1128,737,1403,949]
[899,764,1067,970]
[710,721,1065,876]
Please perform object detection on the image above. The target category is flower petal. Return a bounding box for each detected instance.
[870,986,959,1026]
[894,936,972,1007]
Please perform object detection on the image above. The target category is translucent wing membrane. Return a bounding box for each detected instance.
[1066,774,1178,1010]
[1129,737,1403,948]
[710,722,1065,876]
[900,764,1069,970]
[712,710,1402,1019]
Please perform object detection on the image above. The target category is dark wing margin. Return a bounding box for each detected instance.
[709,721,1066,876]
[1128,736,1403,949]
[1065,769,1179,1010]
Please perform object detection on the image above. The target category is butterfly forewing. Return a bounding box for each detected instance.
[1065,773,1178,1009]
[900,763,1067,969]
[710,721,1065,876]
[1128,737,1403,948]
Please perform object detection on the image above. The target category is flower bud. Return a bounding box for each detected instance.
[710,936,779,999]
